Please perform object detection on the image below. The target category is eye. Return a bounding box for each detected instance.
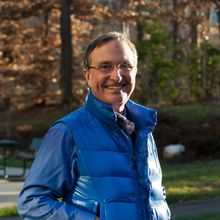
[98,63,113,72]
[119,62,133,71]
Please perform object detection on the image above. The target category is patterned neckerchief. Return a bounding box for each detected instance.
[115,112,135,135]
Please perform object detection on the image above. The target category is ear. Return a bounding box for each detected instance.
[84,69,91,84]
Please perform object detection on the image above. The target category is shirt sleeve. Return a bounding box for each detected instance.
[17,123,96,220]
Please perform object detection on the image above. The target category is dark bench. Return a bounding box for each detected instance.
[15,138,42,178]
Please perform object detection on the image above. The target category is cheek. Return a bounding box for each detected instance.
[87,74,105,88]
[127,72,136,84]
[132,76,136,85]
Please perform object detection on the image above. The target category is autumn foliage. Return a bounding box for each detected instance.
[0,1,108,109]
[1,0,220,110]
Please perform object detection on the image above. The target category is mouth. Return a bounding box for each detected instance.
[104,84,126,90]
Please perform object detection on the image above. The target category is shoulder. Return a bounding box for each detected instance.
[53,106,94,132]
[126,100,157,130]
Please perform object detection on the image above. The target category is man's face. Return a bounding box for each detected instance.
[84,40,137,112]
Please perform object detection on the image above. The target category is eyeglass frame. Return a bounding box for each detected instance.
[86,61,135,74]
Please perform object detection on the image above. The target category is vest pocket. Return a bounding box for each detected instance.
[71,199,99,215]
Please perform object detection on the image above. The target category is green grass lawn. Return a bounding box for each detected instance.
[0,206,18,217]
[176,213,220,220]
[162,159,220,204]
[0,158,32,168]
[159,104,220,119]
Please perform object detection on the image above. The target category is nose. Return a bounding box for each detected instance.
[110,68,123,82]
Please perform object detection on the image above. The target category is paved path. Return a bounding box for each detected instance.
[0,167,25,220]
[170,197,220,219]
[0,167,25,209]
[0,179,23,208]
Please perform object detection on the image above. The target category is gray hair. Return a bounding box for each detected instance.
[83,31,138,68]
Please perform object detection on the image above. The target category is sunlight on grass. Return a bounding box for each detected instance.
[0,206,18,217]
[160,105,220,119]
[162,159,220,203]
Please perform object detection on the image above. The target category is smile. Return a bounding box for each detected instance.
[104,85,126,90]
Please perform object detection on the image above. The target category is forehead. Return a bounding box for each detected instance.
[89,40,136,65]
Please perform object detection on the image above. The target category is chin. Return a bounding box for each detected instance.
[109,98,128,108]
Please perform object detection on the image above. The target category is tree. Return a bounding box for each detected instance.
[60,0,73,106]
[0,0,112,109]
[0,0,56,109]
[1,0,220,109]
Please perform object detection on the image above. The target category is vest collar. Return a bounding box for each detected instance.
[85,91,117,128]
[84,91,157,132]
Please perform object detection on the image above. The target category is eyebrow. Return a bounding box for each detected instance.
[98,61,112,64]
[97,59,133,65]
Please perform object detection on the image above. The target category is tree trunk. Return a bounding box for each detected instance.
[172,0,180,59]
[136,20,143,41]
[60,0,73,106]
[190,9,198,48]
[136,4,143,41]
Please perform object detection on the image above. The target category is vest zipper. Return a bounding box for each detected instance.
[132,155,137,170]
[132,140,146,220]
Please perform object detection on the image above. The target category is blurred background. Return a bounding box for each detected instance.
[1,0,220,160]
[1,1,220,219]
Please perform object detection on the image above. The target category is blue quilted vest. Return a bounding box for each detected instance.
[58,91,171,220]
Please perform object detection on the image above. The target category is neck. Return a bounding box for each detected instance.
[113,104,125,113]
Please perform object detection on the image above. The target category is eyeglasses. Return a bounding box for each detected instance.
[87,62,134,73]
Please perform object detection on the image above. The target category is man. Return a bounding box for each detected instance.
[17,32,171,220]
